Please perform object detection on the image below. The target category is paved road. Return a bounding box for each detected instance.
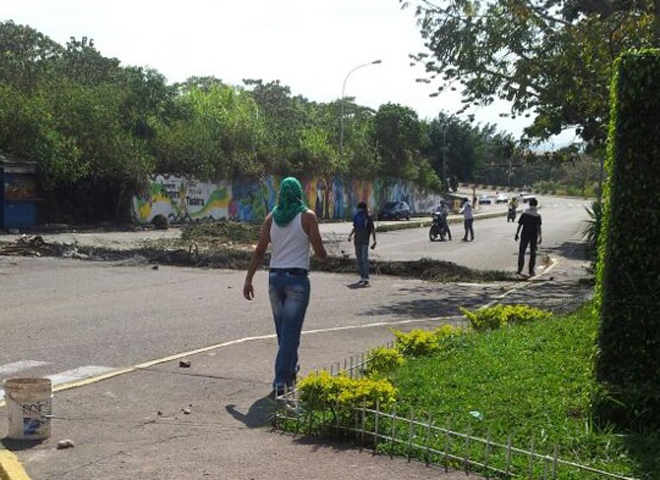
[330,195,590,271]
[0,193,590,399]
[0,257,514,399]
[0,195,593,480]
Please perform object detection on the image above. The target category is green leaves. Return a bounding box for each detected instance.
[595,49,660,429]
[401,0,660,147]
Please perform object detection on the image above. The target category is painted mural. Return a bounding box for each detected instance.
[133,174,444,224]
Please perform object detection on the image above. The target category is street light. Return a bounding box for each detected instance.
[442,124,448,192]
[339,59,382,158]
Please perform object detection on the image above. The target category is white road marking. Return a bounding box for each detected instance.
[0,365,116,401]
[46,366,116,386]
[0,360,49,375]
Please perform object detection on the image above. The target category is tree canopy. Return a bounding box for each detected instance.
[402,0,660,148]
[0,19,532,222]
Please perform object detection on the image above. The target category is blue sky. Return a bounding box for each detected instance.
[3,0,575,146]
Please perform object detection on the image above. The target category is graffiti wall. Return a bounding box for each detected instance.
[133,175,444,224]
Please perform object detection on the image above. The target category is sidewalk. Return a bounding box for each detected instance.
[1,318,481,480]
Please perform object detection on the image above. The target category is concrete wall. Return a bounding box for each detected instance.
[133,175,444,224]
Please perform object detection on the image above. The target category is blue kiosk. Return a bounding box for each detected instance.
[0,152,39,231]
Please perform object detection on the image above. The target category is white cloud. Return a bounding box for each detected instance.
[2,0,575,144]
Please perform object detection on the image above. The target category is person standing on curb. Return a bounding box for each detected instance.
[243,177,327,397]
[347,202,377,286]
[514,197,542,277]
[460,197,474,242]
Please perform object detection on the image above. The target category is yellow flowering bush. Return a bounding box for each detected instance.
[298,370,397,410]
[460,304,552,331]
[365,346,405,376]
[392,324,463,357]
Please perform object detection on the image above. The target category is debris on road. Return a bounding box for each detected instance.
[56,439,75,449]
[0,235,58,257]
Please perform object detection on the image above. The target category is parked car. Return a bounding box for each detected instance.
[517,192,537,203]
[478,194,494,205]
[378,201,411,220]
[495,193,509,204]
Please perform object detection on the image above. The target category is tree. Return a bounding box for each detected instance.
[152,83,265,179]
[0,21,63,90]
[243,79,313,174]
[373,103,428,179]
[401,0,660,148]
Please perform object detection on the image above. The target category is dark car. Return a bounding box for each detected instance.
[378,201,411,221]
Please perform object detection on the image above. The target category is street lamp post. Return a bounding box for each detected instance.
[339,59,382,159]
[442,124,448,192]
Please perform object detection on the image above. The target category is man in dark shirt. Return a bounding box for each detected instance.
[348,202,377,286]
[514,198,542,276]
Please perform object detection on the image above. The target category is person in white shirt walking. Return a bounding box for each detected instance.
[243,177,327,396]
[460,197,474,242]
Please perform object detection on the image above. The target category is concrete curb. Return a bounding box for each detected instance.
[375,208,509,233]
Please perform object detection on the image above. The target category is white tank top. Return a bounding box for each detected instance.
[270,212,310,269]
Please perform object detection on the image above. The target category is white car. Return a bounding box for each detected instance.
[478,194,494,205]
[517,192,537,203]
[495,193,508,204]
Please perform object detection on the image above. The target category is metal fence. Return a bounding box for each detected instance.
[273,297,640,480]
[276,397,637,480]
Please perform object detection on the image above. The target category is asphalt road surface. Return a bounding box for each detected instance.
[328,195,590,271]
[0,194,589,398]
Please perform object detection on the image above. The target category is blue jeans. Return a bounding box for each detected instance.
[355,243,370,280]
[268,270,311,390]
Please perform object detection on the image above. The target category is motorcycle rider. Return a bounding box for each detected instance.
[438,200,452,240]
[430,199,452,241]
[508,196,519,222]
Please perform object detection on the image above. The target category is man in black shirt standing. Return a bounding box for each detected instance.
[514,198,542,276]
[348,202,377,286]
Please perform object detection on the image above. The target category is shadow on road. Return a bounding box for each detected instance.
[226,396,275,429]
[360,283,510,319]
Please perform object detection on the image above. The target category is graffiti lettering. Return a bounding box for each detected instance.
[136,175,433,225]
[186,196,205,206]
[21,401,47,416]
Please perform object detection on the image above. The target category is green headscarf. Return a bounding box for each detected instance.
[272,177,307,226]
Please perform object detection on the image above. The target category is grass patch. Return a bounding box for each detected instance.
[387,305,658,479]
[287,305,658,478]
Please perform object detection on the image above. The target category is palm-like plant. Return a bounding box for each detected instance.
[583,201,602,267]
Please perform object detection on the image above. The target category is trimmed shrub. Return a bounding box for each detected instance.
[364,346,405,377]
[297,370,397,411]
[595,49,660,428]
[393,328,440,357]
[392,325,463,357]
[460,304,551,332]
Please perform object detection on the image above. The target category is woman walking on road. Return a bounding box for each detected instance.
[243,177,327,396]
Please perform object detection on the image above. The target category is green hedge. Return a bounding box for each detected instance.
[595,49,660,428]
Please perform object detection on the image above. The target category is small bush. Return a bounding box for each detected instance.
[298,370,397,410]
[365,346,405,376]
[393,329,441,357]
[152,214,169,230]
[392,325,463,357]
[434,324,462,341]
[460,304,551,331]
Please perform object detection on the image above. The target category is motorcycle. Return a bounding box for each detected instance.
[507,205,517,222]
[429,211,451,241]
